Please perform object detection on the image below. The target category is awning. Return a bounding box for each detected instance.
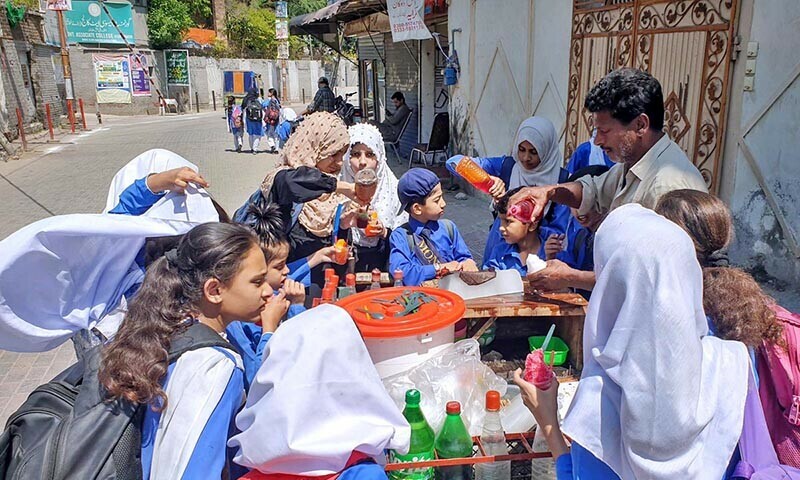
[289,0,386,38]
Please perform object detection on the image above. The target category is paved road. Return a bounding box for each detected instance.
[0,110,493,426]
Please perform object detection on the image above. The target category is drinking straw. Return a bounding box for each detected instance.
[332,203,344,242]
[541,324,556,353]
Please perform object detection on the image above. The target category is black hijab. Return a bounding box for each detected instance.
[241,87,259,107]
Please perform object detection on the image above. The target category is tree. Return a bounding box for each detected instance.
[147,0,195,49]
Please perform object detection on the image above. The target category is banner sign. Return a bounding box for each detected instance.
[65,1,135,44]
[93,53,132,103]
[387,0,432,42]
[46,0,72,11]
[275,1,287,18]
[130,53,151,96]
[165,50,190,86]
[276,19,288,40]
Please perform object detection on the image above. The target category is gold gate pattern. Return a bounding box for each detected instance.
[565,0,738,191]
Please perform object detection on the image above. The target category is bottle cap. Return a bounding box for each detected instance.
[324,268,334,282]
[372,268,381,281]
[393,269,404,280]
[345,273,356,287]
[485,390,501,412]
[331,274,339,287]
[335,239,347,248]
[446,401,461,415]
[405,389,421,406]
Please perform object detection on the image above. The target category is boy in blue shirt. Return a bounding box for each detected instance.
[543,165,610,274]
[389,168,477,286]
[483,186,547,276]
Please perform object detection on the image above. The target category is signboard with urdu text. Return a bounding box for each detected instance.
[387,0,432,42]
[165,50,190,86]
[130,53,151,96]
[65,1,135,44]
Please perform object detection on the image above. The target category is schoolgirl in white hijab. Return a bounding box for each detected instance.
[515,203,749,480]
[230,304,410,478]
[508,116,563,190]
[0,149,217,353]
[340,123,408,247]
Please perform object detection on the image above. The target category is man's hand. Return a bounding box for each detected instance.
[487,176,506,200]
[260,290,290,333]
[527,259,576,291]
[508,186,554,222]
[460,259,479,272]
[146,167,209,194]
[544,234,565,260]
[282,279,306,305]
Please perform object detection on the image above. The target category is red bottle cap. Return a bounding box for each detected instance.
[324,268,334,282]
[331,274,339,287]
[485,390,501,412]
[393,269,404,280]
[321,285,335,301]
[372,268,381,281]
[446,401,461,415]
[345,273,356,287]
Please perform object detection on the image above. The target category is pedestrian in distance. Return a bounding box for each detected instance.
[242,87,265,154]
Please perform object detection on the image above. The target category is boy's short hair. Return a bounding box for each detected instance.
[397,168,441,214]
[496,186,526,216]
[567,165,610,183]
[239,198,289,261]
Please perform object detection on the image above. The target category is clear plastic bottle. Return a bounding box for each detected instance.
[339,273,357,299]
[369,268,382,290]
[474,391,510,480]
[393,269,404,287]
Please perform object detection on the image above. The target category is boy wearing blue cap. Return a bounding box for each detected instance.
[389,168,477,286]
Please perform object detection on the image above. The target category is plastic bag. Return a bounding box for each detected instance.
[383,339,507,436]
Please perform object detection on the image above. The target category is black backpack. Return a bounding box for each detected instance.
[0,323,234,480]
[245,99,263,122]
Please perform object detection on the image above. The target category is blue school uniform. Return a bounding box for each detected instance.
[556,217,595,272]
[287,257,312,287]
[389,218,473,286]
[565,141,614,175]
[446,155,570,261]
[555,443,621,479]
[140,346,246,480]
[109,177,165,216]
[482,232,547,276]
[225,322,272,392]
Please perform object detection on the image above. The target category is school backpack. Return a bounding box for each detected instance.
[246,99,263,122]
[265,102,281,126]
[232,105,243,128]
[397,219,455,259]
[757,305,800,468]
[730,366,800,479]
[0,322,234,480]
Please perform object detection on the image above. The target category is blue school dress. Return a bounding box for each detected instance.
[556,217,595,272]
[565,141,614,175]
[482,232,547,276]
[140,345,246,480]
[446,155,570,261]
[388,218,473,286]
[555,443,621,479]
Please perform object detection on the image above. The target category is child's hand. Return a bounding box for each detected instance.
[460,259,479,272]
[282,279,306,305]
[146,167,209,193]
[439,261,463,275]
[544,234,565,260]
[260,290,290,333]
[487,176,506,200]
[308,246,336,268]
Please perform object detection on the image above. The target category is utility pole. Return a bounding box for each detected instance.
[56,10,74,101]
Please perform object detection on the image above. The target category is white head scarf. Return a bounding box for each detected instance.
[230,304,410,475]
[509,117,562,189]
[561,204,749,479]
[0,214,200,352]
[104,148,219,224]
[341,123,408,246]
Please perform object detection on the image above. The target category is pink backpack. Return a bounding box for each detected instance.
[231,105,243,128]
[757,305,800,468]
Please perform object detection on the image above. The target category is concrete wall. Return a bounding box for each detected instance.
[189,57,358,109]
[719,0,800,291]
[447,0,571,158]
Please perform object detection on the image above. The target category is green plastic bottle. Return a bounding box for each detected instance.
[434,401,474,480]
[390,389,436,480]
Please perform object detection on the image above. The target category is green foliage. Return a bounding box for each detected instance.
[186,0,212,27]
[225,3,278,58]
[10,0,38,10]
[147,0,194,49]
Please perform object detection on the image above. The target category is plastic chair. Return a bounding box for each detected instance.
[386,109,414,163]
[409,112,449,168]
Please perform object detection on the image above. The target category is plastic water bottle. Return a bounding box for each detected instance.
[474,391,510,480]
[454,156,494,194]
[389,389,436,480]
[369,269,382,290]
[339,273,357,299]
[393,269,405,287]
[434,401,474,480]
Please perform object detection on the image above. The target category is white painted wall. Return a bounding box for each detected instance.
[448,0,571,157]
[720,0,800,290]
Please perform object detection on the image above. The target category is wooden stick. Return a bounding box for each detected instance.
[471,316,498,340]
